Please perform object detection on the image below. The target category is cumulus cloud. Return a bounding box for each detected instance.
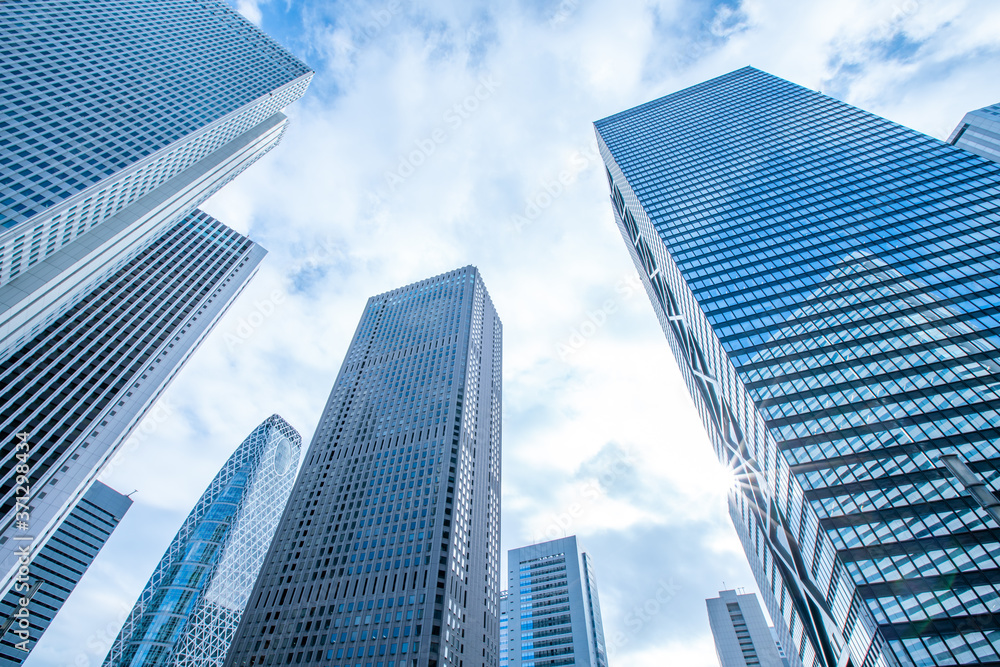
[28,0,1000,664]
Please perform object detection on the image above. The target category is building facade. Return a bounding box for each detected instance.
[949,103,1000,164]
[0,0,310,652]
[0,482,131,664]
[223,266,503,667]
[503,536,608,667]
[104,415,302,666]
[707,589,788,667]
[0,210,266,648]
[595,67,1000,666]
[499,591,509,667]
[0,0,312,355]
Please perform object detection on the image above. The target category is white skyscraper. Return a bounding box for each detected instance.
[105,415,302,666]
[707,590,792,667]
[949,102,1000,163]
[0,0,312,354]
[504,536,607,667]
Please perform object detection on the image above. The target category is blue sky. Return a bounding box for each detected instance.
[27,1,1000,665]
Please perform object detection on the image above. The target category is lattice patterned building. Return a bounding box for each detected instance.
[104,415,302,666]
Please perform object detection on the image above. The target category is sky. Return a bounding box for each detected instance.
[26,0,1000,665]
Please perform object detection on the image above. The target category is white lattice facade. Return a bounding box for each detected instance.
[104,415,303,666]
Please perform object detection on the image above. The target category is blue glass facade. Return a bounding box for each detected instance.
[223,267,503,667]
[0,0,311,357]
[0,0,311,232]
[500,591,509,667]
[596,67,1000,667]
[104,415,302,666]
[504,537,608,667]
[0,0,308,653]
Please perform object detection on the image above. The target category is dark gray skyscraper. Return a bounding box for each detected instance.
[0,482,131,664]
[596,67,1000,667]
[224,267,503,667]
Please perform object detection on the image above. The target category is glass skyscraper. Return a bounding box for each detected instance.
[0,0,309,654]
[223,266,503,667]
[595,67,1000,666]
[0,210,266,655]
[0,0,311,354]
[0,481,132,664]
[499,591,509,667]
[503,536,607,667]
[104,415,302,666]
[949,103,1000,164]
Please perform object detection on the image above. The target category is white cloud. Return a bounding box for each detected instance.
[27,0,1000,664]
[234,0,264,26]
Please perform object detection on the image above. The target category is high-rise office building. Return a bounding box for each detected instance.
[0,0,309,652]
[949,103,1000,164]
[0,210,265,647]
[0,0,312,354]
[0,481,131,663]
[223,266,503,667]
[707,589,788,667]
[503,536,608,667]
[104,415,302,666]
[499,591,509,667]
[595,67,1000,666]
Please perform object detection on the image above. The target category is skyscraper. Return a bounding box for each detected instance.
[949,102,1000,164]
[499,591,509,667]
[0,210,266,655]
[503,536,608,667]
[223,266,503,667]
[0,481,131,663]
[595,67,1000,666]
[0,0,312,354]
[104,415,302,667]
[707,589,788,667]
[0,0,310,652]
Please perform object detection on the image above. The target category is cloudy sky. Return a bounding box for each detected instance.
[28,0,1000,665]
